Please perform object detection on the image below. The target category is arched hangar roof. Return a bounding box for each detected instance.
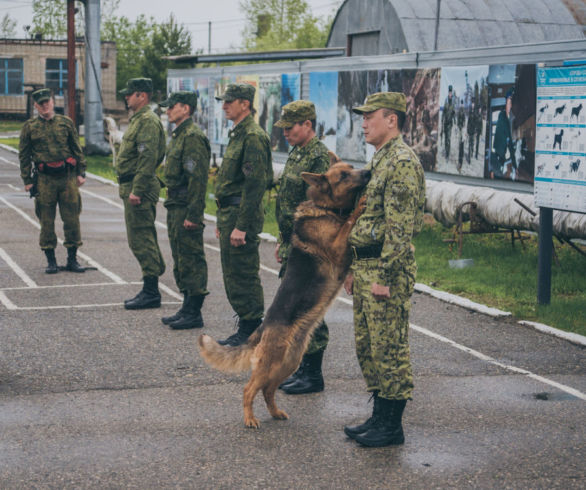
[327,0,585,54]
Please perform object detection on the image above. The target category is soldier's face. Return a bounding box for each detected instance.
[362,109,395,150]
[167,102,190,125]
[34,98,55,119]
[283,120,313,147]
[222,98,249,123]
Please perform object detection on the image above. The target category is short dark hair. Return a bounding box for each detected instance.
[382,108,406,131]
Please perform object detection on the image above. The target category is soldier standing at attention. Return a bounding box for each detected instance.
[343,92,426,447]
[441,85,455,158]
[117,78,166,310]
[273,100,330,395]
[214,83,272,347]
[19,88,86,274]
[159,91,210,330]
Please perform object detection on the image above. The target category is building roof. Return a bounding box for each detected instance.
[327,0,585,54]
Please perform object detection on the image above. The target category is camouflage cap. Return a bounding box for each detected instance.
[32,88,52,104]
[215,83,255,103]
[119,78,153,95]
[352,92,407,115]
[274,100,316,128]
[159,91,198,109]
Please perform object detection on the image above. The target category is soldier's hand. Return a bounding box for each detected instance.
[344,273,354,295]
[371,282,390,300]
[183,219,198,230]
[230,228,246,247]
[275,243,282,263]
[128,193,141,205]
[77,175,86,187]
[24,184,33,192]
[215,227,220,239]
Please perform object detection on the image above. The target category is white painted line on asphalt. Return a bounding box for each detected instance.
[159,282,182,300]
[0,195,126,285]
[80,187,123,210]
[15,301,181,311]
[0,247,37,287]
[1,281,143,292]
[410,323,586,401]
[0,291,17,310]
[519,320,586,347]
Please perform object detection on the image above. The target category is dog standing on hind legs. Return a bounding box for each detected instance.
[198,158,370,428]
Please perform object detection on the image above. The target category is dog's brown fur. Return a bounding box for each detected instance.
[198,154,370,428]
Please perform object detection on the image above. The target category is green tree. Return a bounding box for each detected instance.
[240,0,331,51]
[0,13,17,38]
[142,14,192,95]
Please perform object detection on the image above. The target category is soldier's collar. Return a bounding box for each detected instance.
[130,105,151,121]
[172,118,192,137]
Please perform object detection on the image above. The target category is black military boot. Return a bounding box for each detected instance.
[44,249,59,274]
[217,318,262,347]
[65,247,85,273]
[169,295,205,330]
[162,293,187,325]
[279,359,305,390]
[354,398,407,447]
[124,276,161,310]
[281,350,325,395]
[344,391,380,439]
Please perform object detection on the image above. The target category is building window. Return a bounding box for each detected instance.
[46,59,76,96]
[0,58,24,95]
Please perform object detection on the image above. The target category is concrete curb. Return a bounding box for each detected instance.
[1,142,582,346]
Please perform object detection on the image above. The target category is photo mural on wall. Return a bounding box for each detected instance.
[278,73,301,152]
[258,74,282,151]
[485,64,536,183]
[336,70,367,162]
[212,75,234,146]
[437,66,489,177]
[193,77,209,134]
[308,71,338,152]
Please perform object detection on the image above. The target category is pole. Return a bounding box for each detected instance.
[434,0,442,51]
[66,0,76,125]
[208,21,211,54]
[537,207,553,305]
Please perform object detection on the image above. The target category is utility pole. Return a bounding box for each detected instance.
[434,0,442,51]
[66,0,76,125]
[208,21,212,54]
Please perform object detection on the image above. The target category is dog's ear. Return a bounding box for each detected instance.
[328,151,341,166]
[301,172,326,188]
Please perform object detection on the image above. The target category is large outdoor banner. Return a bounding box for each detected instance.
[534,65,586,213]
[193,77,209,134]
[437,66,488,177]
[485,64,536,183]
[309,71,338,152]
[277,73,301,151]
[212,75,234,145]
[258,74,282,151]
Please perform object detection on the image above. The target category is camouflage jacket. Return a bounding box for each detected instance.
[215,113,272,233]
[276,136,329,245]
[349,135,426,272]
[116,105,166,201]
[19,114,86,185]
[163,118,210,224]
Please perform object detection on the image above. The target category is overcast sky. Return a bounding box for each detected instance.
[2,0,341,53]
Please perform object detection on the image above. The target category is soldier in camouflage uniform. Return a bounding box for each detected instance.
[273,100,330,395]
[117,78,166,310]
[159,91,210,330]
[19,88,86,274]
[441,85,455,158]
[343,92,426,448]
[214,83,273,347]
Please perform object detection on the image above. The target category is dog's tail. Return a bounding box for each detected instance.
[197,330,261,373]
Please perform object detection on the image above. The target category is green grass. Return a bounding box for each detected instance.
[414,222,586,335]
[2,130,584,335]
[0,121,24,132]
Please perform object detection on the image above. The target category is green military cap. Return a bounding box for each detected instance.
[274,100,316,128]
[215,83,255,103]
[352,91,407,115]
[159,91,197,109]
[119,78,153,96]
[32,88,52,104]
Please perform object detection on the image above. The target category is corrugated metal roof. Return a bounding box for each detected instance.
[327,0,585,53]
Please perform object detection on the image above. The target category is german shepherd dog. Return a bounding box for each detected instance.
[198,155,370,428]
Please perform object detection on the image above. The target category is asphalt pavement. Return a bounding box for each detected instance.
[0,146,584,489]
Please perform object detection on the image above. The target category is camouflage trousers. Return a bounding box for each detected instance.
[217,207,264,321]
[35,172,82,250]
[122,197,165,278]
[351,257,416,400]
[166,206,209,297]
[280,247,329,355]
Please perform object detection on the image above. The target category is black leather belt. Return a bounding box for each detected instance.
[351,244,383,260]
[167,185,188,199]
[118,173,135,184]
[215,195,242,209]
